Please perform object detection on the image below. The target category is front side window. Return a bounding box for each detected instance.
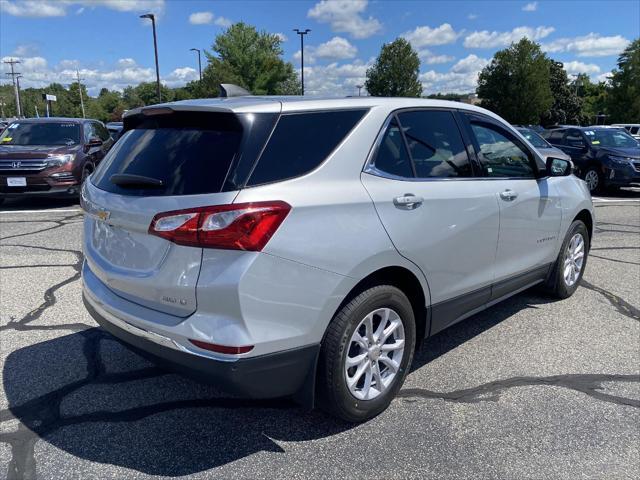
[373,118,414,178]
[397,111,471,178]
[0,122,81,146]
[247,109,367,186]
[93,122,111,141]
[471,122,535,178]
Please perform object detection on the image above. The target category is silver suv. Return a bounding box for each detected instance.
[81,96,593,422]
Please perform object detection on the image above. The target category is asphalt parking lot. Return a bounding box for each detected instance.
[0,191,639,480]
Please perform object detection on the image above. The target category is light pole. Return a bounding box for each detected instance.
[140,13,161,103]
[356,84,363,96]
[16,75,23,117]
[293,28,310,95]
[190,48,202,81]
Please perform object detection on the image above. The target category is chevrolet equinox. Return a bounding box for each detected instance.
[81,95,594,422]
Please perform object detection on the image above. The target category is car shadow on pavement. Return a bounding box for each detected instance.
[2,289,557,477]
[0,197,80,211]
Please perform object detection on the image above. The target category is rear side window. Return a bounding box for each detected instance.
[92,112,242,196]
[247,109,367,186]
[397,110,471,178]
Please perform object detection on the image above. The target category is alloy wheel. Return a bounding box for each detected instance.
[584,170,599,192]
[344,308,405,400]
[564,233,585,286]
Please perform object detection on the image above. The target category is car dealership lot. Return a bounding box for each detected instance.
[0,192,638,479]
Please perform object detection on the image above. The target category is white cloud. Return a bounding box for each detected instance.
[464,26,554,48]
[418,49,455,65]
[214,16,232,27]
[522,2,538,12]
[420,54,490,94]
[542,33,630,57]
[0,0,165,17]
[13,43,40,56]
[275,33,288,42]
[402,23,460,48]
[315,37,357,60]
[189,11,213,25]
[467,13,478,20]
[0,56,195,96]
[302,58,373,96]
[562,61,601,75]
[293,36,358,64]
[0,1,66,17]
[308,0,381,39]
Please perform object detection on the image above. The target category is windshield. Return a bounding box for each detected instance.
[0,122,81,146]
[517,128,549,148]
[584,129,639,148]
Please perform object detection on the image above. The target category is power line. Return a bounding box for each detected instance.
[3,58,22,117]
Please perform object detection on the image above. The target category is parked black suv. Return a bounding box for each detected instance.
[543,126,640,193]
[0,118,113,205]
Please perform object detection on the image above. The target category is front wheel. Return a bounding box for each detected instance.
[317,285,416,422]
[543,220,589,298]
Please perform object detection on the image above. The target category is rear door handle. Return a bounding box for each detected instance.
[393,194,423,210]
[499,189,518,201]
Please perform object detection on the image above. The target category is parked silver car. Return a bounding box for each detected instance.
[81,95,594,422]
[515,126,572,162]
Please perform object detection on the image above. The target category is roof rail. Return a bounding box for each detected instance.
[219,83,251,98]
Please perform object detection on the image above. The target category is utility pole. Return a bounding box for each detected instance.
[76,69,86,118]
[190,48,202,81]
[356,84,363,96]
[0,97,5,119]
[3,58,22,117]
[140,13,161,103]
[16,76,23,116]
[293,29,311,95]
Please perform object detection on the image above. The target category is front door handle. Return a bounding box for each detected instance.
[393,194,423,210]
[499,189,518,201]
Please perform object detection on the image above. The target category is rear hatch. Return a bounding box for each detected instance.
[82,106,280,317]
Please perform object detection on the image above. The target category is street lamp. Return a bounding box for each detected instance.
[293,28,311,95]
[190,48,202,81]
[140,13,161,103]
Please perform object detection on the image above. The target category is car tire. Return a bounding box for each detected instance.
[543,220,589,299]
[317,285,415,423]
[0,197,4,207]
[583,167,602,194]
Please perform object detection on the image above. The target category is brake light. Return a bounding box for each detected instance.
[148,201,291,251]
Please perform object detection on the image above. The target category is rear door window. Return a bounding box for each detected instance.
[374,118,414,178]
[397,110,471,178]
[91,112,243,196]
[247,109,367,186]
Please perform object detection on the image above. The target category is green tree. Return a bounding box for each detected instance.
[200,22,298,95]
[540,61,582,126]
[477,38,553,124]
[574,74,609,125]
[365,38,422,97]
[607,38,640,123]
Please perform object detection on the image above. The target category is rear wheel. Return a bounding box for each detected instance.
[583,167,602,194]
[543,220,589,299]
[317,285,415,422]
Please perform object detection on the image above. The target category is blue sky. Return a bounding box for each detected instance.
[1,0,638,97]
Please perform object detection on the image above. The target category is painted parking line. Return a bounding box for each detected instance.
[0,208,83,214]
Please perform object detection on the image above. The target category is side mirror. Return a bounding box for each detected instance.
[546,157,573,177]
[87,137,103,147]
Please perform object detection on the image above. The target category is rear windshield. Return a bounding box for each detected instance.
[0,122,81,146]
[247,109,367,186]
[92,112,243,196]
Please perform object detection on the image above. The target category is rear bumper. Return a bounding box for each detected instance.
[83,292,320,403]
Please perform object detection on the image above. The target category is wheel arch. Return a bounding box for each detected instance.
[574,209,593,242]
[331,265,429,349]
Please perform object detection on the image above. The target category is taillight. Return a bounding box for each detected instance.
[148,201,291,251]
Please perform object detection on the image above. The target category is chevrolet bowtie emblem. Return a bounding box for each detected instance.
[96,210,110,221]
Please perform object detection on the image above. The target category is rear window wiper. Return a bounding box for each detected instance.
[110,173,164,188]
